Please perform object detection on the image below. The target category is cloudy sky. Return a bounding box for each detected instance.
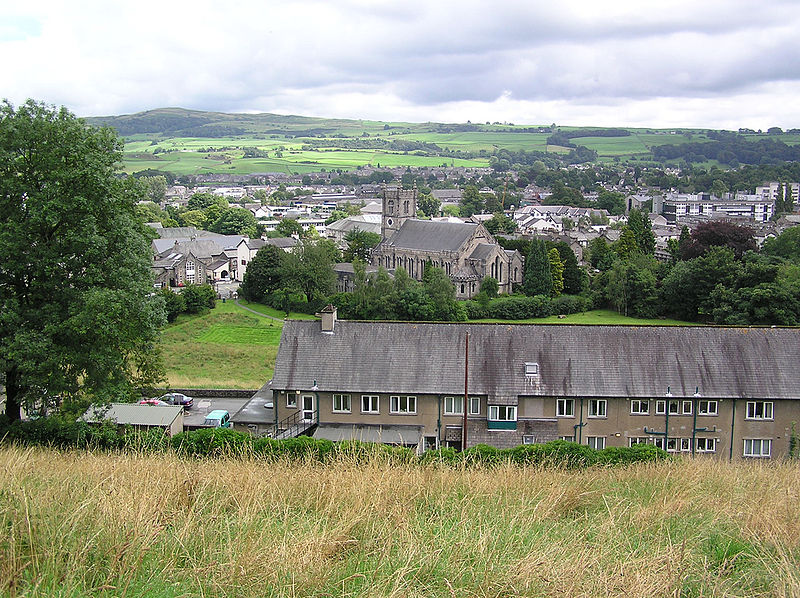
[2,0,800,129]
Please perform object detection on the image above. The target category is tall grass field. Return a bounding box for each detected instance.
[2,446,798,597]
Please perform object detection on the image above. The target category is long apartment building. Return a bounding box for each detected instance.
[654,192,775,223]
[268,310,800,460]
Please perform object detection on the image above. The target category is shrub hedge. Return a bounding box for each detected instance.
[1,417,668,468]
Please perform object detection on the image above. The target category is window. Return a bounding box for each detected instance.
[556,398,575,417]
[559,435,575,442]
[698,400,718,416]
[422,436,438,451]
[657,399,690,415]
[390,395,416,414]
[332,394,351,413]
[525,362,539,376]
[743,438,772,458]
[654,438,665,450]
[587,436,605,450]
[588,399,607,418]
[361,395,379,414]
[444,396,463,415]
[469,397,481,416]
[680,438,691,452]
[488,405,517,421]
[287,394,297,408]
[522,435,536,445]
[185,260,195,273]
[695,438,716,453]
[629,437,652,446]
[630,400,649,415]
[666,438,678,452]
[746,401,773,420]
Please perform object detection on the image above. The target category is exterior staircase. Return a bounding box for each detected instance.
[271,408,318,439]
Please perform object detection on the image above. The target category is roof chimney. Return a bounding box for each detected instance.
[317,304,338,333]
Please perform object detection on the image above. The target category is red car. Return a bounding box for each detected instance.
[138,398,170,406]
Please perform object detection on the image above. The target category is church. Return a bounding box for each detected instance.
[370,185,523,299]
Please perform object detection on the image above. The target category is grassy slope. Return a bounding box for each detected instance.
[3,446,798,597]
[160,301,293,389]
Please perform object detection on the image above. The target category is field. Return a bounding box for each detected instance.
[2,445,798,597]
[86,108,800,176]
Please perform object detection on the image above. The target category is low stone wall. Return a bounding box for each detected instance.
[147,389,258,398]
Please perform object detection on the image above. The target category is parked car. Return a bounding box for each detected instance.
[203,410,231,428]
[158,392,194,409]
[139,398,170,406]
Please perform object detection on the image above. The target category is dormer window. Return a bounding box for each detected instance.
[525,362,539,376]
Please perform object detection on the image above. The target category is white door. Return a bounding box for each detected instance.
[301,394,315,422]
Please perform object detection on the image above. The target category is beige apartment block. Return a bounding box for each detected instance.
[268,309,800,460]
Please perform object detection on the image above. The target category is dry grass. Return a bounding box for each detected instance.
[1,447,798,597]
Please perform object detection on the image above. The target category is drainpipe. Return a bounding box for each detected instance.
[575,397,585,444]
[729,398,736,462]
[691,389,698,456]
[437,395,442,448]
[664,390,671,450]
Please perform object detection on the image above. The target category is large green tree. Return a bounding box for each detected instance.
[343,228,381,262]
[208,207,260,237]
[239,244,284,302]
[0,100,166,420]
[523,240,552,296]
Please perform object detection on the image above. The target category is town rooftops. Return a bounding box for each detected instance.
[384,219,479,252]
[271,321,800,403]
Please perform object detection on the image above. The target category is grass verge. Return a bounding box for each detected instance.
[2,446,798,597]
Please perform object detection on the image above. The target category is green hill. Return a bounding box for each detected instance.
[85,108,800,176]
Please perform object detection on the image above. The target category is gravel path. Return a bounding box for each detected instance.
[234,299,285,322]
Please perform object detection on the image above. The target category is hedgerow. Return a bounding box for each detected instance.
[1,417,668,467]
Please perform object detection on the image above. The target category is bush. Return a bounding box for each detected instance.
[171,427,252,457]
[1,418,668,468]
[181,284,217,314]
[0,416,170,452]
[550,294,591,315]
[488,295,552,319]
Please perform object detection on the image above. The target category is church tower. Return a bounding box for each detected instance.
[381,184,417,239]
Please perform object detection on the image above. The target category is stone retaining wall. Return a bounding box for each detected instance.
[146,389,258,398]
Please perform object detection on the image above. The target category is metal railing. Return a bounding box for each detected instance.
[271,407,318,440]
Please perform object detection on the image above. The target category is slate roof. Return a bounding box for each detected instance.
[384,220,478,252]
[271,321,800,402]
[265,237,301,250]
[468,243,496,261]
[313,423,423,445]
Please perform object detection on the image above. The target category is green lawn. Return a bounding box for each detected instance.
[469,309,697,326]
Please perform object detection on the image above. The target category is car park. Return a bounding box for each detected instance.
[158,393,194,408]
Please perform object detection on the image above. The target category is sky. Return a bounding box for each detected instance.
[2,0,800,129]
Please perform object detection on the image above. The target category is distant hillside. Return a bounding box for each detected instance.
[86,107,395,138]
[87,108,800,175]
